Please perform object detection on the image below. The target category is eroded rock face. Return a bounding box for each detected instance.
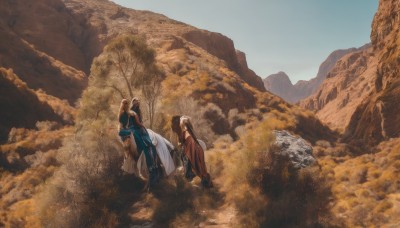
[182,30,266,91]
[235,50,266,92]
[300,0,400,147]
[294,45,370,101]
[299,47,377,132]
[344,0,400,146]
[273,130,315,169]
[183,30,239,72]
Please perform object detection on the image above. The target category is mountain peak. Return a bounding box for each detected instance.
[263,71,295,102]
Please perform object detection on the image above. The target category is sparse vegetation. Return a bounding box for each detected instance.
[207,116,341,227]
[91,34,163,129]
[1,1,399,227]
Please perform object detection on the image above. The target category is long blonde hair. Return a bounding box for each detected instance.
[118,99,129,120]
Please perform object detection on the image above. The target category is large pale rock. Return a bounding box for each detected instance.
[273,130,315,169]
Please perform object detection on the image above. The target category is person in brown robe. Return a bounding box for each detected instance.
[172,115,212,188]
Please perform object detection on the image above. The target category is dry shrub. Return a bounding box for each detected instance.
[161,96,217,147]
[151,176,195,225]
[37,119,124,227]
[35,121,60,131]
[1,127,71,172]
[323,138,400,227]
[208,117,340,227]
[257,149,339,228]
[0,164,57,227]
[36,79,126,227]
[123,175,225,227]
[207,118,274,226]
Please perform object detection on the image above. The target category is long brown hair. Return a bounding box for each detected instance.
[180,116,200,145]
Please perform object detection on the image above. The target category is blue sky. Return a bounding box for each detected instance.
[112,0,378,83]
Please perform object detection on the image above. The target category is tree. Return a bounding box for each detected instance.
[37,35,164,227]
[89,34,163,128]
[142,66,163,129]
[105,35,156,98]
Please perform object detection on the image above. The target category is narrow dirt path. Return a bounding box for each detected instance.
[119,175,237,228]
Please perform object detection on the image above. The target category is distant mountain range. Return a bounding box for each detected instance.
[263,44,370,103]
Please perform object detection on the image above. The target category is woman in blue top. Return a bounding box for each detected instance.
[128,97,159,187]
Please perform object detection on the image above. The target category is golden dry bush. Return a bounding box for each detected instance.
[326,138,400,227]
[207,116,340,227]
[36,119,124,228]
[207,118,274,226]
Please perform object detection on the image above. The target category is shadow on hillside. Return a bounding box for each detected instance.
[112,174,147,228]
[295,114,339,145]
[114,173,226,227]
[256,148,344,228]
[150,176,225,227]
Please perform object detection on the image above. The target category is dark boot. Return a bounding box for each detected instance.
[182,156,196,181]
[148,166,159,190]
[201,174,213,188]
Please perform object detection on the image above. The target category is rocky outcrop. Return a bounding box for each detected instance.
[273,130,315,169]
[263,46,369,104]
[263,72,296,103]
[235,50,266,92]
[182,30,239,73]
[182,30,265,91]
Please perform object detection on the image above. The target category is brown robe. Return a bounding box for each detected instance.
[182,131,211,183]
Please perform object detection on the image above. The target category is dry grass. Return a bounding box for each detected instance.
[0,123,69,227]
[0,156,58,227]
[207,115,339,227]
[318,138,400,227]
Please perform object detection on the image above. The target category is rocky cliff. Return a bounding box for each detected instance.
[345,0,400,146]
[301,0,400,147]
[299,47,377,132]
